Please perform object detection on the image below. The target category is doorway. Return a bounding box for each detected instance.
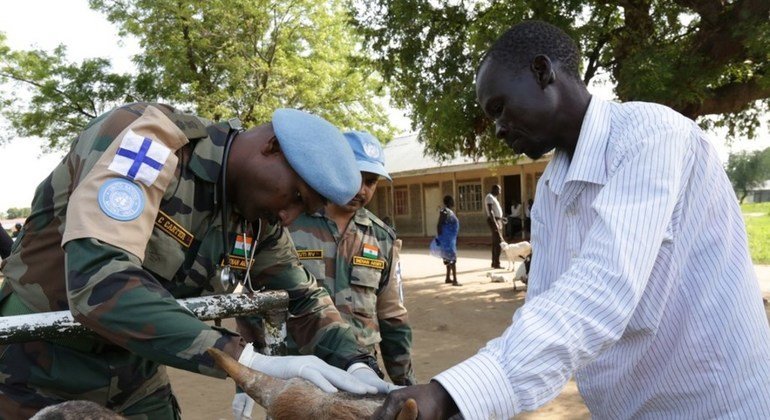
[503,174,522,214]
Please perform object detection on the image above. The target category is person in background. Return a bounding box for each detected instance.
[287,130,416,386]
[11,224,21,240]
[484,184,505,268]
[508,199,523,239]
[523,198,533,239]
[433,195,460,286]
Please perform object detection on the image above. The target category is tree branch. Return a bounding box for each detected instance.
[681,79,770,117]
[0,71,95,119]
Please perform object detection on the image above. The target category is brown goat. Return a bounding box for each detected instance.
[207,348,418,420]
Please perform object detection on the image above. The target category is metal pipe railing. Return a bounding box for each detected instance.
[0,292,289,350]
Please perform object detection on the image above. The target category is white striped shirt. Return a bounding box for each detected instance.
[434,97,770,419]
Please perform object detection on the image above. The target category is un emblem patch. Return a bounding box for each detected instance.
[98,178,144,221]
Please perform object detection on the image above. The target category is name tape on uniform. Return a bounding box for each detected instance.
[155,211,194,248]
[222,255,248,270]
[297,250,323,260]
[352,256,385,270]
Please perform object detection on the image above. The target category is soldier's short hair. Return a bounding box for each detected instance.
[481,20,582,82]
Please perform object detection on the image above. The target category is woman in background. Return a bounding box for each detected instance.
[431,195,460,286]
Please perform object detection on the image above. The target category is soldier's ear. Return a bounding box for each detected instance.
[261,135,283,156]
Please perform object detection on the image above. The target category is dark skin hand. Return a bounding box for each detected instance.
[372,381,460,420]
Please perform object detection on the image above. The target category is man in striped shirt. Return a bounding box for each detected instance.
[376,20,770,419]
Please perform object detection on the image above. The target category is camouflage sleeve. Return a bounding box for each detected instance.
[376,239,416,385]
[65,237,244,379]
[241,222,369,369]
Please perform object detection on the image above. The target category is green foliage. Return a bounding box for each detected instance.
[353,0,770,160]
[0,34,137,151]
[740,201,770,215]
[726,148,770,203]
[0,1,392,151]
[742,202,770,264]
[4,207,30,219]
[89,0,391,138]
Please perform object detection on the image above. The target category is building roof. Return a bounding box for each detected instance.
[753,180,770,191]
[383,133,490,177]
[382,132,547,177]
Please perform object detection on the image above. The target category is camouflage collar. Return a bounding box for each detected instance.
[312,208,373,227]
[353,208,373,227]
[188,122,231,183]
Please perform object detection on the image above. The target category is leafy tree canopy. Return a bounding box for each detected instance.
[0,33,137,151]
[726,147,770,203]
[0,0,391,151]
[89,0,391,136]
[352,0,770,161]
[4,207,31,219]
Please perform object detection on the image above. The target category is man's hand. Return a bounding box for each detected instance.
[372,381,459,420]
[347,362,402,394]
[239,345,377,394]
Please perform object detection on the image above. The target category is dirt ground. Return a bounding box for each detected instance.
[171,244,768,420]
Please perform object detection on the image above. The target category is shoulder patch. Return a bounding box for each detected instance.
[108,129,171,186]
[98,178,144,221]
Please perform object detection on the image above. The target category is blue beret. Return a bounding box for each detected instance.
[343,131,391,181]
[272,109,361,205]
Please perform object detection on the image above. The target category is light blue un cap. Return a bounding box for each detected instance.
[272,109,361,205]
[343,131,392,181]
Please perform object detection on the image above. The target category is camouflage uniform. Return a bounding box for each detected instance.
[0,103,367,419]
[288,208,416,385]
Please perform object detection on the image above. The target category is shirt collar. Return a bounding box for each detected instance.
[311,207,372,229]
[544,96,610,196]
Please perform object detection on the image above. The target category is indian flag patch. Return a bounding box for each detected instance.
[362,244,379,259]
[233,234,253,257]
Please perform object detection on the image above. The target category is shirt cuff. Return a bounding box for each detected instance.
[433,352,518,419]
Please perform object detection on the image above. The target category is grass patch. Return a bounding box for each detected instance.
[742,202,770,264]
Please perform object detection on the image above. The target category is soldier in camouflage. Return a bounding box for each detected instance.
[0,103,392,419]
[289,131,416,387]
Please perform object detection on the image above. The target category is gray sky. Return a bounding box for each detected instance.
[1,0,768,212]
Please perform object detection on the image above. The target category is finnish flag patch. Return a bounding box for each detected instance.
[108,130,171,186]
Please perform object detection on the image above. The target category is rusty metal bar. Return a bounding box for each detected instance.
[0,291,289,345]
